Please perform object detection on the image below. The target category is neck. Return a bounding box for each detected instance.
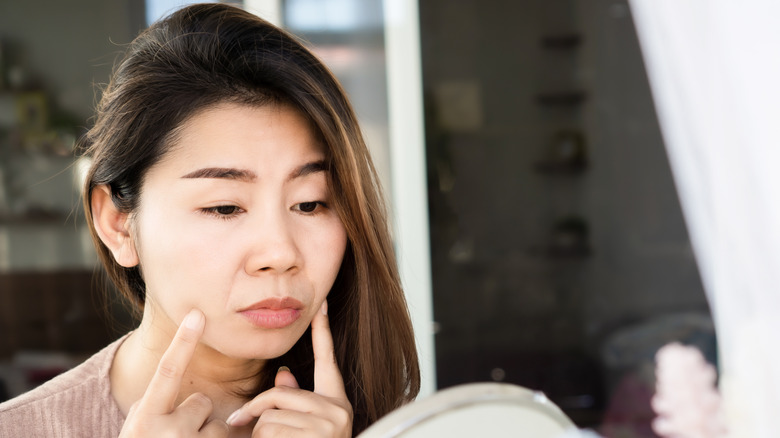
[110,306,266,434]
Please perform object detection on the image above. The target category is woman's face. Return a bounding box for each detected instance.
[132,102,347,360]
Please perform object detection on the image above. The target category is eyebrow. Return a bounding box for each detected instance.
[180,160,327,182]
[289,160,327,181]
[181,167,257,181]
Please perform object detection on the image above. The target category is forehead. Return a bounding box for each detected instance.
[153,102,326,178]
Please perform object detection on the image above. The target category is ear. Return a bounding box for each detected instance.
[91,185,140,268]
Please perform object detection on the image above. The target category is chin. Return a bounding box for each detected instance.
[214,331,302,360]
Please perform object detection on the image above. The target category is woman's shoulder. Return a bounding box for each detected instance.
[0,334,129,437]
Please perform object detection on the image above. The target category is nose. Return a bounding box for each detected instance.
[244,207,300,275]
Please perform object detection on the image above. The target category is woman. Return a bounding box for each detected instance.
[0,3,420,437]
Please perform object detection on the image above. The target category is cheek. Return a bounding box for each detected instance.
[134,209,232,308]
[313,221,348,292]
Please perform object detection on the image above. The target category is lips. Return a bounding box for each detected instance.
[238,297,303,329]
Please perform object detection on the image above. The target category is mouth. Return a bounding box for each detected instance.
[238,297,304,329]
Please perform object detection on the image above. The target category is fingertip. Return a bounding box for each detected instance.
[311,299,346,399]
[183,308,205,332]
[312,300,330,330]
[274,366,300,389]
[308,301,328,334]
[226,408,245,427]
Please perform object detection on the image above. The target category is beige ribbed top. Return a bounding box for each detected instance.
[0,335,127,437]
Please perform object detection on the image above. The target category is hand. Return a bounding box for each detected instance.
[119,309,229,437]
[227,300,353,437]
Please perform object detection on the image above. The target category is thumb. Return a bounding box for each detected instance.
[274,366,300,389]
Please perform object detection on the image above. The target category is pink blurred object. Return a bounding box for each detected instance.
[651,343,728,438]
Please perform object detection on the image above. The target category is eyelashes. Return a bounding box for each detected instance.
[201,205,244,220]
[294,201,328,214]
[200,201,329,220]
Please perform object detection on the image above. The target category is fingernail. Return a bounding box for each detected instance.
[278,366,290,373]
[183,310,203,330]
[226,409,241,426]
[321,300,328,315]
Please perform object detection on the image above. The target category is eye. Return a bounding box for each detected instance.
[201,205,243,219]
[294,201,326,214]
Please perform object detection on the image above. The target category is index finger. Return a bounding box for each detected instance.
[138,309,205,414]
[312,299,347,399]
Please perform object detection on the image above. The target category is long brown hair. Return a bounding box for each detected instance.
[79,3,419,434]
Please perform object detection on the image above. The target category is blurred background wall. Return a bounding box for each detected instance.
[420,1,714,434]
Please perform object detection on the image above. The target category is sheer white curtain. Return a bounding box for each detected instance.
[629,1,780,436]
